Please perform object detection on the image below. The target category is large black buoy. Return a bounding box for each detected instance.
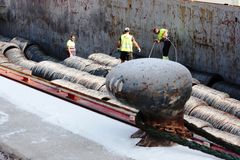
[106,58,192,119]
[106,58,192,146]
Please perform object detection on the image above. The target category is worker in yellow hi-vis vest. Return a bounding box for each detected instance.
[66,34,76,57]
[117,27,141,63]
[153,27,171,60]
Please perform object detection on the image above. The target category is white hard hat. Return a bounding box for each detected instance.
[124,27,130,32]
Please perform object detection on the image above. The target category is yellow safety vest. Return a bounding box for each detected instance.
[157,28,168,41]
[120,34,133,52]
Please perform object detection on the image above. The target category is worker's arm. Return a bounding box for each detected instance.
[117,39,121,49]
[67,47,73,57]
[132,37,141,52]
[67,40,74,57]
[162,30,168,39]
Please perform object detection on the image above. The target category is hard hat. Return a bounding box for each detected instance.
[153,27,158,33]
[124,27,130,32]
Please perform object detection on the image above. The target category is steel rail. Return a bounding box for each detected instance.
[0,64,136,125]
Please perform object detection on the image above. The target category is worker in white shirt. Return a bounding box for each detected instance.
[66,34,76,57]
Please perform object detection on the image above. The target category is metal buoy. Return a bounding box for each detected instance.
[106,58,192,146]
[106,58,192,119]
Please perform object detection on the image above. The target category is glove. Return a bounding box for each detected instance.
[138,48,141,52]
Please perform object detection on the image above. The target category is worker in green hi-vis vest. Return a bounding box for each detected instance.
[153,27,171,60]
[117,27,141,63]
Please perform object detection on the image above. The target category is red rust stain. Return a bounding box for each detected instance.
[222,19,236,26]
[199,7,206,23]
[200,8,205,17]
[128,0,132,9]
[55,0,68,6]
[206,9,213,22]
[179,5,186,23]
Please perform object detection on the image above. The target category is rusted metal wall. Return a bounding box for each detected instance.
[0,0,239,84]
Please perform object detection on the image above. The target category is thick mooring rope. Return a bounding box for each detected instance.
[135,112,240,160]
[62,56,110,77]
[51,79,109,99]
[32,61,106,91]
[4,47,37,70]
[88,53,120,67]
[192,84,240,118]
[185,96,240,136]
[25,45,60,62]
[184,115,240,154]
[212,81,240,101]
[10,37,60,62]
[0,54,8,64]
[190,70,223,86]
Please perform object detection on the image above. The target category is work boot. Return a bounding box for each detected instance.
[162,56,169,60]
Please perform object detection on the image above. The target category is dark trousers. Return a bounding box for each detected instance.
[120,51,133,62]
[162,38,171,57]
[66,50,76,58]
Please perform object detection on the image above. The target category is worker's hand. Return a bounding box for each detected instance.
[163,31,168,39]
[154,39,160,43]
[138,48,141,52]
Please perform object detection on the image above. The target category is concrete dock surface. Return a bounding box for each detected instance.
[0,97,132,160]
